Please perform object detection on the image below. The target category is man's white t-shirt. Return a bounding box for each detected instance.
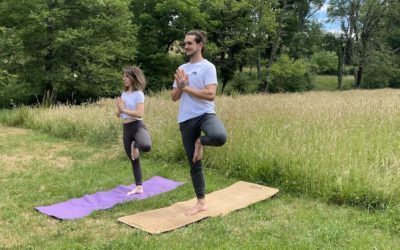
[173,59,218,123]
[120,90,144,120]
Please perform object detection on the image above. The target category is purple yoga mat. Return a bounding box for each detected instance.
[35,176,183,220]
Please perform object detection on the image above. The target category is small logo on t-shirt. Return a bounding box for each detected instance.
[191,71,197,76]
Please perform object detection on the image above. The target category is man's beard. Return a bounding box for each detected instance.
[185,49,197,57]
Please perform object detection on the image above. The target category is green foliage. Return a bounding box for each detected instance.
[328,0,397,88]
[0,0,136,106]
[131,0,206,92]
[0,70,23,107]
[288,22,325,59]
[269,54,313,92]
[1,0,399,105]
[140,53,184,92]
[202,0,275,92]
[361,51,398,89]
[389,68,400,88]
[228,72,259,94]
[362,65,394,89]
[310,50,338,74]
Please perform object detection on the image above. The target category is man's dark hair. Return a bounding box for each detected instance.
[186,30,207,52]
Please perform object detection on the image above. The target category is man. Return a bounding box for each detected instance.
[171,30,227,216]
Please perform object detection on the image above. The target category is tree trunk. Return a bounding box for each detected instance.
[256,50,262,84]
[264,35,281,92]
[337,43,344,90]
[43,4,55,106]
[261,0,287,92]
[355,65,363,88]
[221,79,228,93]
[353,66,358,88]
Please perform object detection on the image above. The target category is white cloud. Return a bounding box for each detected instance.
[312,0,342,33]
[320,3,329,12]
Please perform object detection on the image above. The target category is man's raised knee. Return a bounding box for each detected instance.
[216,133,227,146]
[141,144,152,152]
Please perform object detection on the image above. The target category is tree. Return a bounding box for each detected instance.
[329,0,393,88]
[130,0,206,92]
[295,0,325,32]
[201,0,253,92]
[262,0,288,92]
[248,0,276,87]
[0,0,135,106]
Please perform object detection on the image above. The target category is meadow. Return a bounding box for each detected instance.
[1,89,400,248]
[2,89,400,208]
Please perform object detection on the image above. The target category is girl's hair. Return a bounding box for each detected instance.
[123,66,146,91]
[186,30,207,52]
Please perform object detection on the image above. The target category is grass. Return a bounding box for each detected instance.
[1,125,400,249]
[2,89,400,210]
[312,75,354,91]
[213,89,400,208]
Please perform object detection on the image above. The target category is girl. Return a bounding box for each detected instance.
[116,66,152,196]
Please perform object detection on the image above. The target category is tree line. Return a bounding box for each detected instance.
[1,0,399,107]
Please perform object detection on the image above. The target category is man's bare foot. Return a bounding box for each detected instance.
[192,137,203,163]
[185,199,207,216]
[127,186,143,196]
[131,141,139,160]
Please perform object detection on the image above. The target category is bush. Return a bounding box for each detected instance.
[388,68,400,88]
[269,54,313,92]
[361,52,398,89]
[141,53,185,93]
[228,72,259,94]
[0,70,35,108]
[310,51,338,74]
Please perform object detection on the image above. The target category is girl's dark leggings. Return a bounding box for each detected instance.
[123,120,152,185]
[179,113,227,199]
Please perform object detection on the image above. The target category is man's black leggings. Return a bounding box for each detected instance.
[179,113,227,199]
[123,120,152,185]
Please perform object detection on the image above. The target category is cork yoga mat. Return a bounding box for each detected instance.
[118,181,279,234]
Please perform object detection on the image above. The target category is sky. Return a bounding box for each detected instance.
[312,0,342,34]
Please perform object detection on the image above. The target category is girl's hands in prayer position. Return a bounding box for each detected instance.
[116,97,125,112]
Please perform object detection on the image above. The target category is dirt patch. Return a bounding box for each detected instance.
[89,144,121,161]
[1,155,35,171]
[0,126,75,173]
[0,126,30,137]
[1,154,74,173]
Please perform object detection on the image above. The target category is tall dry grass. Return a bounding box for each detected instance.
[212,89,400,208]
[2,89,400,208]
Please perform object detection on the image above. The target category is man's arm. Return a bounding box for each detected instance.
[171,87,183,102]
[181,84,217,101]
[172,68,217,102]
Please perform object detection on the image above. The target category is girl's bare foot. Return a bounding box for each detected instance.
[127,185,143,196]
[185,198,207,216]
[131,141,139,160]
[192,138,203,163]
